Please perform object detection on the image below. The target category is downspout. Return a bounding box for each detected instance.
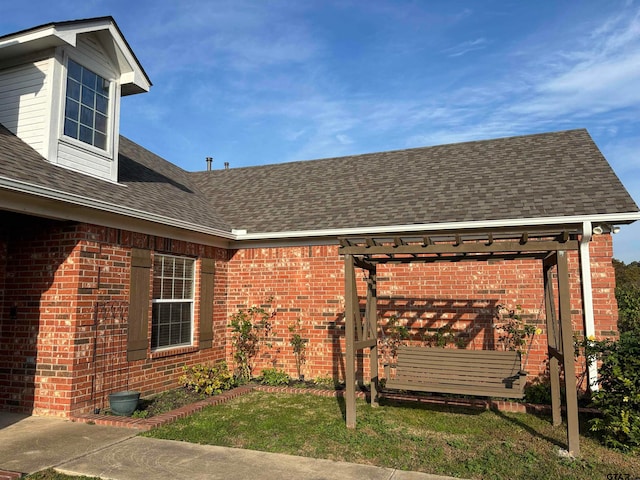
[579,220,598,391]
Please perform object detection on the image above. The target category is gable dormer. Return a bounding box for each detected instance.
[0,17,151,182]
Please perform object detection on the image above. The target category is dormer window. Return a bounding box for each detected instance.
[63,59,110,150]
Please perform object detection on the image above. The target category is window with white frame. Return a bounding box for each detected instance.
[151,254,195,350]
[63,59,110,150]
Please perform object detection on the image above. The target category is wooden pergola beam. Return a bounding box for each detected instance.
[340,239,579,256]
[360,252,549,264]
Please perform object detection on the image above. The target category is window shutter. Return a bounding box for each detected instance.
[199,257,215,349]
[128,248,151,361]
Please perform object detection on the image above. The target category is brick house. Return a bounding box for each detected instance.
[1,17,638,418]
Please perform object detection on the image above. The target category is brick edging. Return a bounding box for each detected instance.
[71,384,598,430]
[71,385,255,430]
[0,470,22,480]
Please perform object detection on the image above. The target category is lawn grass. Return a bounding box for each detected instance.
[145,391,640,480]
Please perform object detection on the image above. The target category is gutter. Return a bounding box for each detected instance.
[232,212,640,242]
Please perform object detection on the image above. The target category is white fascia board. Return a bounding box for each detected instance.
[106,24,151,93]
[0,27,75,54]
[233,212,640,242]
[0,176,234,241]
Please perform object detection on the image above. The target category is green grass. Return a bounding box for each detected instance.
[145,391,640,480]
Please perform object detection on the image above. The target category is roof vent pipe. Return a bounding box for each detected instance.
[224,162,229,170]
[206,157,213,171]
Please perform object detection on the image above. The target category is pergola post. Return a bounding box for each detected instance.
[367,265,379,407]
[543,257,562,427]
[557,250,581,456]
[344,254,357,428]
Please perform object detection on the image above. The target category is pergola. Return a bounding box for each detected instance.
[340,225,584,456]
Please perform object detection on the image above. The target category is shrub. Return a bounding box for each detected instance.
[616,284,640,334]
[289,319,307,380]
[313,375,339,388]
[260,368,290,386]
[229,302,274,383]
[524,381,552,405]
[181,361,236,395]
[588,330,640,451]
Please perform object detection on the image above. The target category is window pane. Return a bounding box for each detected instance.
[82,68,98,90]
[96,94,108,114]
[94,132,106,149]
[67,78,81,101]
[80,105,94,127]
[64,118,78,138]
[68,60,82,81]
[81,87,95,108]
[65,99,80,121]
[95,113,107,133]
[79,124,93,144]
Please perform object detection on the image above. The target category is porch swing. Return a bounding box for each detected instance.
[382,307,540,399]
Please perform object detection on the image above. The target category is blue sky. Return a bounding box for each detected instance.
[2,1,640,261]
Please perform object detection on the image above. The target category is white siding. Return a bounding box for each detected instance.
[0,59,51,155]
[57,141,114,179]
[75,35,118,78]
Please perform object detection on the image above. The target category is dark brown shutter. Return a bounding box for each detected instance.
[127,248,151,361]
[199,257,215,349]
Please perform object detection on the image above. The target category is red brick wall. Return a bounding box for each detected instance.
[0,212,619,417]
[227,235,618,390]
[0,217,229,416]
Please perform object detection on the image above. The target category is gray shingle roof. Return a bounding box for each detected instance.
[192,129,639,233]
[0,125,231,232]
[1,125,638,237]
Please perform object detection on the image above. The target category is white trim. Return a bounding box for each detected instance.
[151,254,195,350]
[579,221,599,391]
[232,212,640,242]
[0,19,150,94]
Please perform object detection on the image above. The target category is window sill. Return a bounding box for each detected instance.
[150,345,198,359]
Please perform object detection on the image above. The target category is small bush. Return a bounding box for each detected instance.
[524,381,552,405]
[588,330,640,451]
[616,284,640,334]
[289,319,307,379]
[229,303,274,383]
[260,368,290,386]
[181,361,236,395]
[313,375,339,389]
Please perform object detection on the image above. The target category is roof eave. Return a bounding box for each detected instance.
[0,175,233,242]
[0,17,151,94]
[231,213,640,243]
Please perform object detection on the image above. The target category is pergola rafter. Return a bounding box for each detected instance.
[340,226,583,456]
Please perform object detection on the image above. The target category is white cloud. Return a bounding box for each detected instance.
[442,38,488,57]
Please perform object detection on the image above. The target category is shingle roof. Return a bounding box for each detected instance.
[0,125,231,232]
[192,129,639,233]
[1,126,638,237]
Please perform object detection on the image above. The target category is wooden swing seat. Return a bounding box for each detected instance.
[383,346,526,399]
